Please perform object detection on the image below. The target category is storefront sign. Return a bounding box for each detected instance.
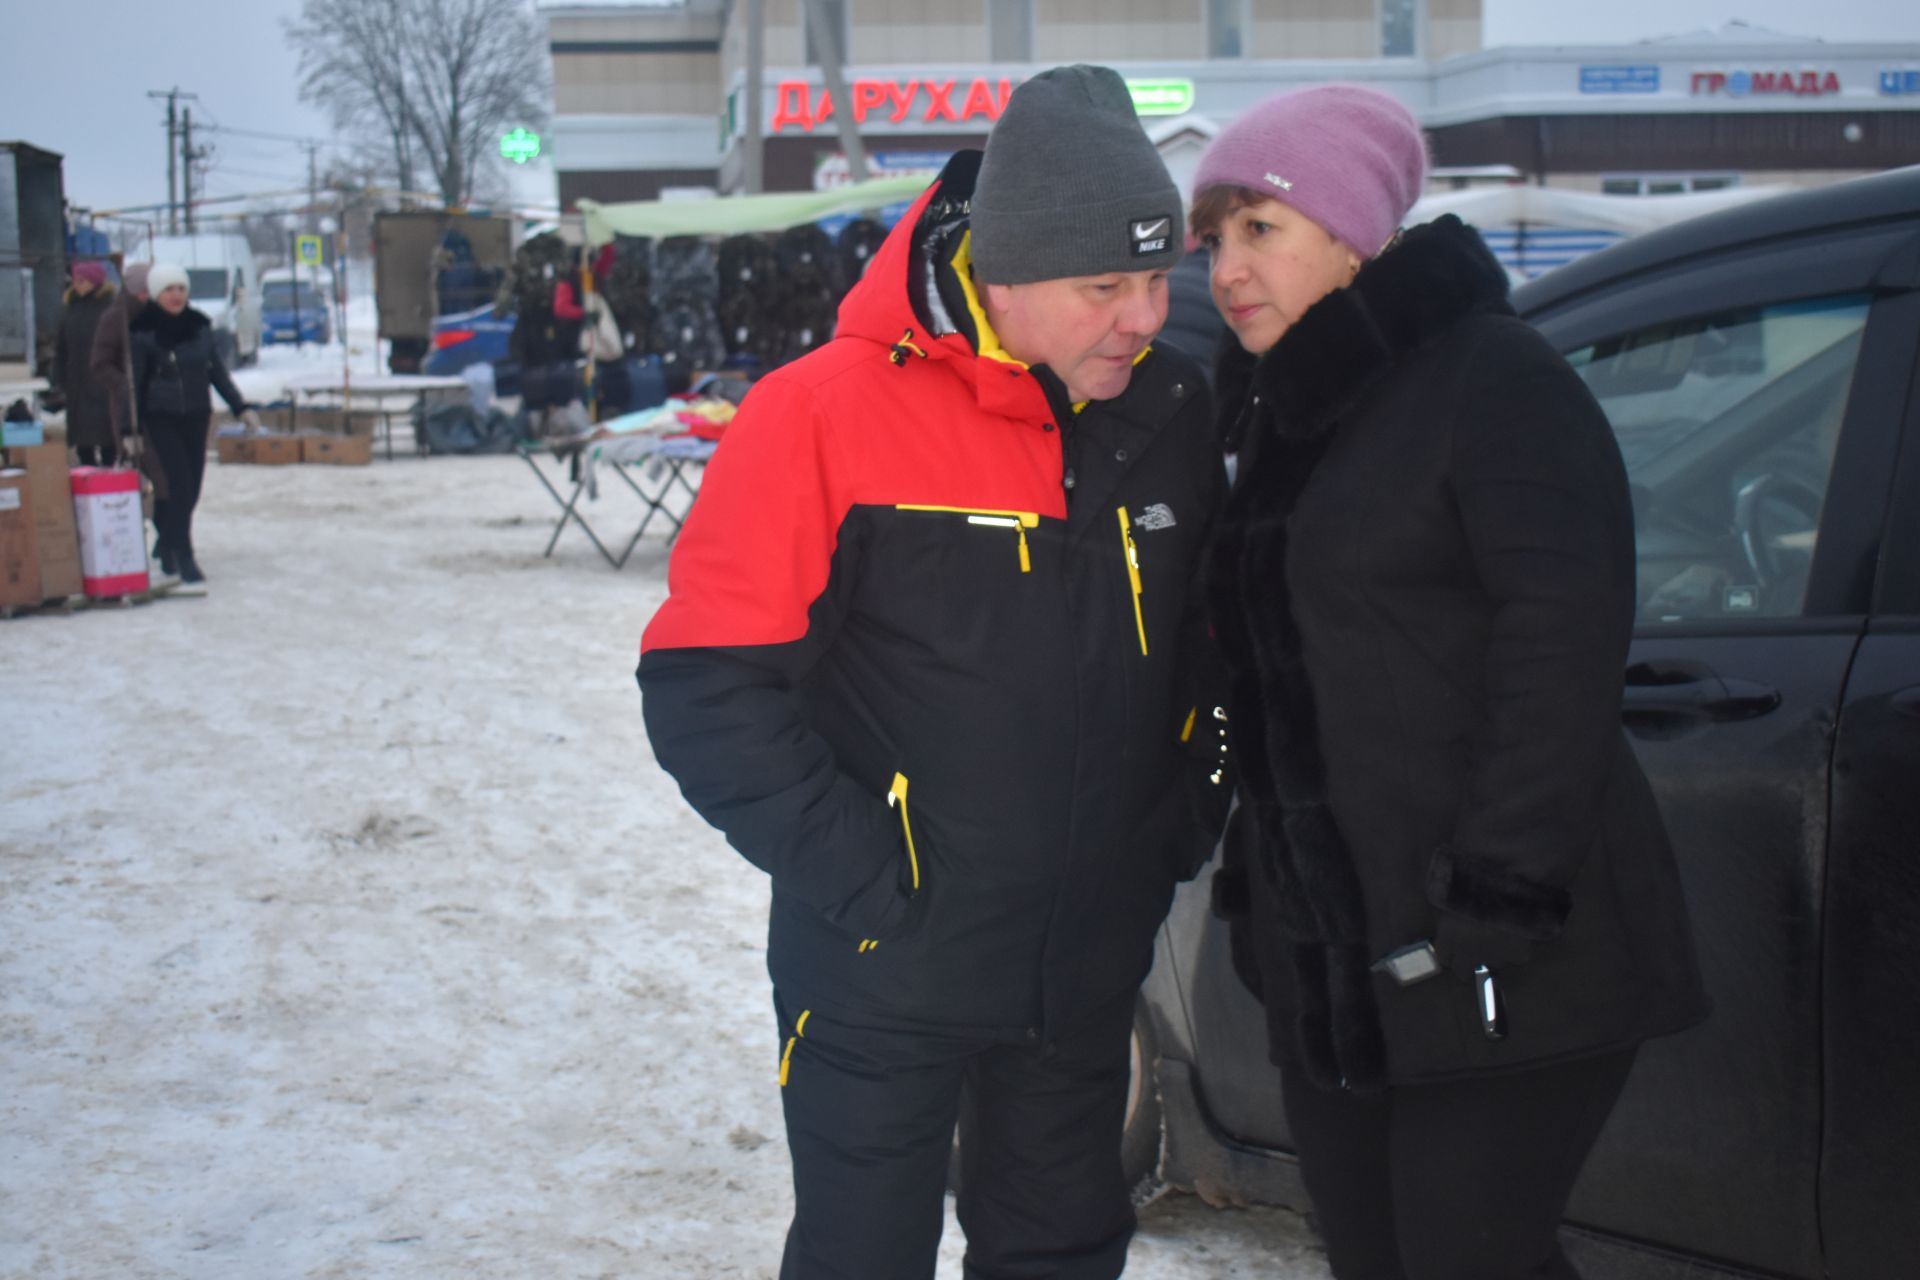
[1127,79,1196,114]
[1580,65,1659,94]
[1691,70,1841,97]
[1881,70,1920,95]
[773,78,1016,133]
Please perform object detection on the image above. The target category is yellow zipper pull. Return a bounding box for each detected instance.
[1017,523,1031,573]
[888,772,920,891]
[778,1009,812,1086]
[1119,507,1148,656]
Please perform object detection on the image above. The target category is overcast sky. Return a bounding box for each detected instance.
[8,0,1920,213]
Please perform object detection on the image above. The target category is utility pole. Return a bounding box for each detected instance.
[301,141,321,230]
[180,108,204,234]
[147,87,196,234]
[802,0,868,185]
[744,0,765,194]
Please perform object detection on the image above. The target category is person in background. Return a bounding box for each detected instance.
[130,264,258,586]
[54,261,119,466]
[90,260,150,449]
[1193,85,1710,1280]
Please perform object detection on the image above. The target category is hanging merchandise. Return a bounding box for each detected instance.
[772,224,841,366]
[648,236,728,378]
[716,233,784,371]
[602,235,656,353]
[836,219,889,297]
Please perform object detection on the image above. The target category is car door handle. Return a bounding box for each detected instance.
[1623,661,1782,723]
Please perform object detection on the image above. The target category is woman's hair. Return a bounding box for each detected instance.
[1189,185,1268,240]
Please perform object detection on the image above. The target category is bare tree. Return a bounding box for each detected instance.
[287,0,548,207]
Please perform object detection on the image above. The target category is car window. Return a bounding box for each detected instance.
[186,268,228,300]
[263,283,325,310]
[1564,295,1869,624]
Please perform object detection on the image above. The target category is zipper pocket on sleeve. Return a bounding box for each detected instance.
[896,505,1041,573]
[1118,506,1148,656]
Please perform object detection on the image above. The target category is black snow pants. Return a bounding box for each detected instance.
[146,410,209,555]
[773,990,1137,1280]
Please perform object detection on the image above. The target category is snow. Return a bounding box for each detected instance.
[2,301,1334,1279]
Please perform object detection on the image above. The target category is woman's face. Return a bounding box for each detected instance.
[157,284,189,314]
[72,277,96,297]
[1201,197,1360,355]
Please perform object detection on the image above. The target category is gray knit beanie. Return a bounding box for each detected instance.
[971,65,1182,285]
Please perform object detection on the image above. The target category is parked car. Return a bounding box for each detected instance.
[259,268,332,346]
[1132,165,1920,1279]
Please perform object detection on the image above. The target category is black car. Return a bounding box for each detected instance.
[1133,165,1920,1279]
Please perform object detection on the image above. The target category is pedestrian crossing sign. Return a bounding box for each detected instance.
[296,234,323,266]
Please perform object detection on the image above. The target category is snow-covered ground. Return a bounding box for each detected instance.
[1,451,1333,1278]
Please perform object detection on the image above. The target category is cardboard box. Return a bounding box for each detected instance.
[1,443,83,599]
[216,435,255,464]
[0,471,43,608]
[302,435,372,466]
[250,435,305,465]
[71,468,148,597]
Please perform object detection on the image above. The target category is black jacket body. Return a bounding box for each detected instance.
[1208,216,1710,1091]
[130,304,246,421]
[639,155,1230,1042]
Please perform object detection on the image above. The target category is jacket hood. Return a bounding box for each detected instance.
[131,302,212,340]
[1219,214,1512,447]
[833,151,1055,426]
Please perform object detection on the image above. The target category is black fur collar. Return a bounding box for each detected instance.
[1217,215,1512,446]
[130,302,211,342]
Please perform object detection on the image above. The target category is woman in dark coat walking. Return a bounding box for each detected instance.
[130,264,254,585]
[54,261,119,465]
[1192,86,1710,1280]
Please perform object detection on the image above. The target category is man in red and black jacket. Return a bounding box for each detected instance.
[638,65,1228,1280]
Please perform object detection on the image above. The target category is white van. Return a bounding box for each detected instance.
[147,233,260,364]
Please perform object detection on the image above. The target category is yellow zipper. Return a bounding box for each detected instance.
[888,772,920,891]
[1118,506,1148,656]
[779,1008,812,1087]
[896,504,1040,573]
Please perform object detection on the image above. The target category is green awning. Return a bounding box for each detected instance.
[577,174,934,245]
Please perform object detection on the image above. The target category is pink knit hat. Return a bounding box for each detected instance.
[1193,85,1428,257]
[71,260,107,288]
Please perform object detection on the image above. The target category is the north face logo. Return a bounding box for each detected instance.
[1133,503,1177,532]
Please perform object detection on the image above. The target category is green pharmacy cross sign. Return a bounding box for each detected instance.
[1127,79,1196,116]
[500,128,542,165]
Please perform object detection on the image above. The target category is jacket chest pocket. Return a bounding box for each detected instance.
[894,505,1040,574]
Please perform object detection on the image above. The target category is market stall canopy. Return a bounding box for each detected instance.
[578,175,935,245]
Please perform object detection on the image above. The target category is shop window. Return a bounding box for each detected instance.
[1380,0,1417,58]
[804,0,850,68]
[989,0,1032,63]
[1208,0,1245,58]
[1601,174,1743,196]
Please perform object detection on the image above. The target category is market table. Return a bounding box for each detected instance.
[518,431,715,569]
[278,372,471,460]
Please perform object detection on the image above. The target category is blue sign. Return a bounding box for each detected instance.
[1881,70,1920,95]
[1581,65,1660,94]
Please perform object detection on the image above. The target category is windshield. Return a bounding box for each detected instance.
[187,268,228,300]
[264,282,326,311]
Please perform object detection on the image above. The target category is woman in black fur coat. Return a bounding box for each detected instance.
[132,264,256,584]
[1191,86,1710,1280]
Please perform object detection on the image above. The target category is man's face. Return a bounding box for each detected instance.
[983,269,1170,403]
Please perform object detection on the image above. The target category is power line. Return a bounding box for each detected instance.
[201,123,334,148]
